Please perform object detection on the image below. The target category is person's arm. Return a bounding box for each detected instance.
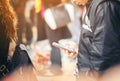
[77,2,105,71]
[86,1,120,70]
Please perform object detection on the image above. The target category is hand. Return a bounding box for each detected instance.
[60,41,78,57]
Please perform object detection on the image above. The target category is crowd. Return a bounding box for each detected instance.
[0,0,120,81]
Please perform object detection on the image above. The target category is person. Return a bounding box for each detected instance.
[42,0,72,75]
[0,0,17,79]
[63,0,120,80]
[0,0,38,80]
[11,0,28,44]
[24,0,35,45]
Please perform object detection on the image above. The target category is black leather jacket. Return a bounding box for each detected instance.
[77,0,120,72]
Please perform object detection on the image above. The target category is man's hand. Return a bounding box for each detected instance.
[59,40,78,58]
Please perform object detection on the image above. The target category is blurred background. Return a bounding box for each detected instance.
[9,0,83,81]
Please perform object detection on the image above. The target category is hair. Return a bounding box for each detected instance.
[0,0,17,42]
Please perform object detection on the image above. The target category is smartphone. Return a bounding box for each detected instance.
[52,42,77,54]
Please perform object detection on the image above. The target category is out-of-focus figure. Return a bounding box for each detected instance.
[24,0,35,45]
[0,0,17,79]
[42,0,72,75]
[0,0,38,80]
[11,0,27,44]
[63,0,120,81]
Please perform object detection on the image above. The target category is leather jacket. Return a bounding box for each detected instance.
[77,0,120,72]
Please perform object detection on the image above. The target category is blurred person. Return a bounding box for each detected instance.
[0,0,38,80]
[24,0,35,45]
[23,0,45,47]
[62,0,120,80]
[34,0,47,41]
[0,0,17,79]
[42,0,72,75]
[11,0,28,44]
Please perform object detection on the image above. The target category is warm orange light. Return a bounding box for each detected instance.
[72,0,88,5]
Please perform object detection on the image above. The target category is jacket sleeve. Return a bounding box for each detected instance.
[88,2,105,69]
[77,1,120,71]
[89,1,120,70]
[77,3,105,71]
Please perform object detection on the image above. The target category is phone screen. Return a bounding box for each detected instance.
[52,42,77,54]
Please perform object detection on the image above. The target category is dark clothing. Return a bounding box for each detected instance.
[37,11,47,41]
[0,23,10,67]
[0,15,33,79]
[45,24,72,45]
[77,0,120,72]
[0,16,12,80]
